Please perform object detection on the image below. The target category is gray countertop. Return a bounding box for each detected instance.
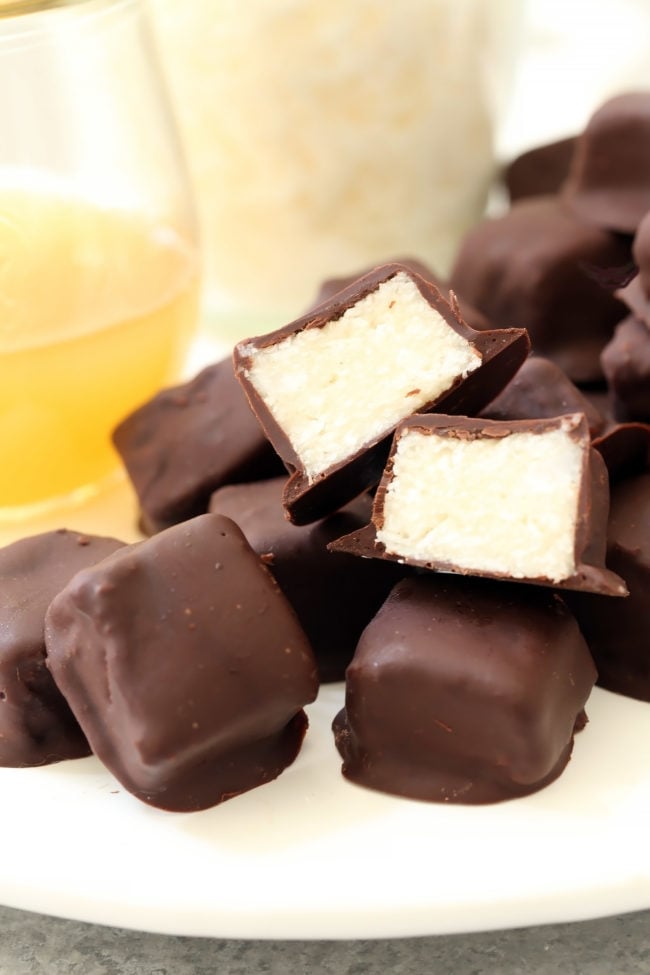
[0,906,648,975]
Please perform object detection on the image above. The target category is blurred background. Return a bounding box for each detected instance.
[145,0,650,338]
[500,0,650,155]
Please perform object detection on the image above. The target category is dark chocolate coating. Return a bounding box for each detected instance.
[504,136,577,202]
[209,478,404,682]
[112,357,285,535]
[449,197,631,384]
[567,424,650,701]
[234,263,530,525]
[0,530,124,767]
[562,92,650,233]
[480,355,605,438]
[45,514,318,811]
[617,210,650,325]
[333,574,596,804]
[601,315,650,422]
[634,207,650,299]
[310,257,492,332]
[330,413,626,596]
[593,421,650,483]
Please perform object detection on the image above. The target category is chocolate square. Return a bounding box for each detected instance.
[45,514,318,811]
[449,197,630,384]
[0,530,124,767]
[333,574,596,803]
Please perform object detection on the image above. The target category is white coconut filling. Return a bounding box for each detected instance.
[241,272,481,481]
[377,420,585,582]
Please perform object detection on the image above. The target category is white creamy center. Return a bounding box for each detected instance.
[243,272,481,480]
[377,420,584,582]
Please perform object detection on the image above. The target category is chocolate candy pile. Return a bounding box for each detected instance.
[1,92,649,811]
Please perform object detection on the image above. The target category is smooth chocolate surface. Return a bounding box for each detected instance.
[562,92,650,233]
[112,357,285,535]
[449,196,631,384]
[601,315,650,422]
[45,514,318,811]
[235,263,529,525]
[567,423,650,701]
[481,355,605,437]
[310,257,492,332]
[333,574,596,804]
[209,478,404,681]
[0,530,124,767]
[504,136,577,202]
[618,209,650,325]
[330,413,626,596]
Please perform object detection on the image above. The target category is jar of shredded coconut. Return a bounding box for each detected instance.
[150,0,521,342]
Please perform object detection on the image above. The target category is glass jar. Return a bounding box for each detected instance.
[150,0,521,343]
[0,0,200,519]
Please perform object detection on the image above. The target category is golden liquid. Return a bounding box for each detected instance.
[0,180,199,512]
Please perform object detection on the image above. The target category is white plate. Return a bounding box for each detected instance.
[1,340,649,939]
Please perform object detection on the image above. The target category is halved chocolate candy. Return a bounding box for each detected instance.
[0,529,125,767]
[330,413,626,596]
[45,514,318,811]
[234,263,529,525]
[333,574,596,804]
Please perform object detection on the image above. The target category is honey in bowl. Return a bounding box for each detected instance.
[0,174,199,515]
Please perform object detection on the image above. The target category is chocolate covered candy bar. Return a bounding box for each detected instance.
[45,514,318,811]
[562,92,650,233]
[330,413,626,595]
[333,574,596,804]
[112,357,285,535]
[0,529,124,767]
[481,355,605,438]
[567,423,650,701]
[234,263,529,525]
[449,197,630,384]
[209,477,404,681]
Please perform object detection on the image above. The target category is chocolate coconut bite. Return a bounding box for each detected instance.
[234,263,529,525]
[112,357,285,535]
[333,574,597,804]
[568,423,650,702]
[562,92,650,233]
[449,197,631,385]
[0,529,125,767]
[330,413,626,596]
[45,514,318,811]
[480,355,605,438]
[209,477,404,681]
